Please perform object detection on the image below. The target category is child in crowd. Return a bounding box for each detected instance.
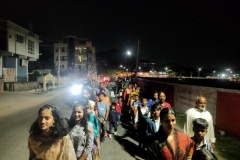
[108,102,118,138]
[192,118,213,153]
[96,93,109,143]
[132,94,142,121]
[115,96,123,124]
[134,97,150,149]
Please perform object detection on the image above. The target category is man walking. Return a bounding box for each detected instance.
[184,95,216,149]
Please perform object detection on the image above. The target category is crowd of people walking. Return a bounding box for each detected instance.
[28,76,219,160]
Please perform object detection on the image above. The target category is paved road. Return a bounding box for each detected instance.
[0,88,143,160]
[0,88,68,160]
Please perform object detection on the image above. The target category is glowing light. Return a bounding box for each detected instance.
[70,84,83,95]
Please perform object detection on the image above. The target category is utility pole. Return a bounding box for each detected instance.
[58,42,61,87]
[135,40,140,77]
[135,39,140,75]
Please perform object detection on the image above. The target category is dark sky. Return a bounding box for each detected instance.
[1,0,240,68]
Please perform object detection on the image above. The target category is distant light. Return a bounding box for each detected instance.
[221,74,225,77]
[127,51,131,55]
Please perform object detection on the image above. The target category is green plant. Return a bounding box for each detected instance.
[215,132,240,160]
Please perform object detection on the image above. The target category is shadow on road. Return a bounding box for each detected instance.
[112,120,147,160]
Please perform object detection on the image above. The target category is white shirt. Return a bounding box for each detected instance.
[154,118,160,132]
[183,108,216,143]
[134,107,151,123]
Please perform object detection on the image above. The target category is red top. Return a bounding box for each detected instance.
[115,100,122,113]
[148,130,194,160]
[161,102,171,109]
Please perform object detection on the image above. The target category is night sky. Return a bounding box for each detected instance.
[0,0,239,68]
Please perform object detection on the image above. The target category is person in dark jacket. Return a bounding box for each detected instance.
[108,102,118,138]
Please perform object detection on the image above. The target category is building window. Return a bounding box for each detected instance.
[16,34,24,43]
[61,47,65,52]
[88,57,93,62]
[81,64,86,71]
[62,64,64,68]
[28,40,34,54]
[55,47,58,52]
[75,65,80,70]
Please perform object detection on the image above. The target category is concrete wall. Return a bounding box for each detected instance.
[4,82,38,91]
[13,82,38,91]
[132,78,240,139]
[17,59,28,82]
[174,84,217,124]
[216,91,240,139]
[0,79,3,91]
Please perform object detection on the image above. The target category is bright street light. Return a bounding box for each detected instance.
[125,51,131,72]
[198,68,202,78]
[165,67,168,75]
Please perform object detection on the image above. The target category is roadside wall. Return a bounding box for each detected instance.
[4,82,38,91]
[14,82,38,91]
[132,77,240,139]
[0,79,3,91]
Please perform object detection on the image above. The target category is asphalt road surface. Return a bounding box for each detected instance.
[0,87,145,160]
[0,88,72,160]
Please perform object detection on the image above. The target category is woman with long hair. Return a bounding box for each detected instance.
[147,108,194,160]
[68,101,94,160]
[28,104,76,160]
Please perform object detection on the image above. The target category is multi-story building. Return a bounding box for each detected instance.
[0,20,40,82]
[54,36,96,79]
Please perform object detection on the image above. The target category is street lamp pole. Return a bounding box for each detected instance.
[126,51,131,73]
[198,68,201,78]
[135,39,140,71]
[165,67,168,76]
[58,42,61,88]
